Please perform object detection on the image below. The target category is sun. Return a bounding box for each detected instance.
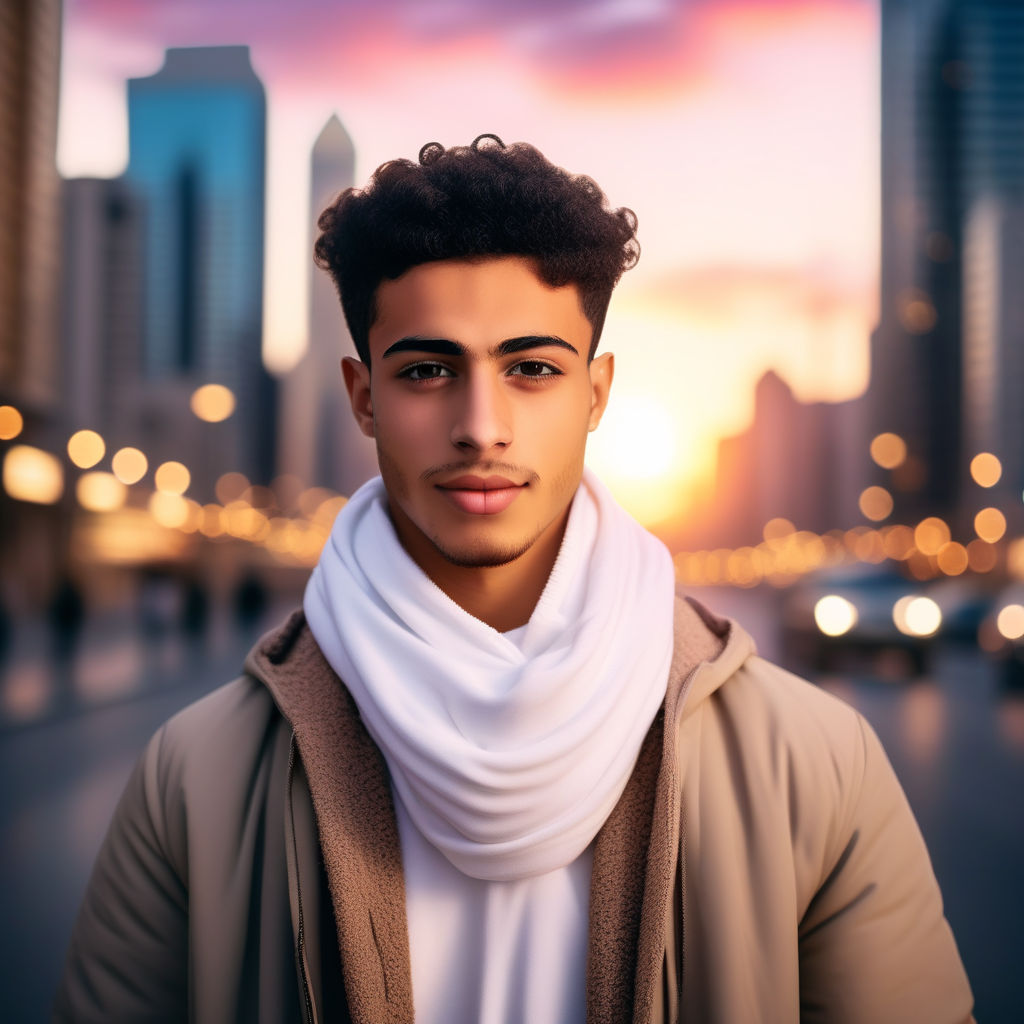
[592,395,678,481]
[586,393,692,528]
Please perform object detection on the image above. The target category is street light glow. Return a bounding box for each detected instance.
[815,595,858,637]
[67,429,105,469]
[76,471,127,512]
[112,447,148,484]
[869,432,907,469]
[893,595,942,637]
[0,405,24,440]
[190,384,236,423]
[970,452,1002,488]
[2,445,64,504]
[155,460,190,495]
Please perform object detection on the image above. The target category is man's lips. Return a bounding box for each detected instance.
[437,474,522,490]
[435,475,526,515]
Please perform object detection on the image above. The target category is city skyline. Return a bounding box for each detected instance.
[58,0,880,510]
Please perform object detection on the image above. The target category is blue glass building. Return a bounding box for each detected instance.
[126,45,276,489]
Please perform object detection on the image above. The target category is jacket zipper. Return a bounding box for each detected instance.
[678,808,687,1022]
[287,737,318,1024]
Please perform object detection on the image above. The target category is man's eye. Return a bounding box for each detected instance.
[402,363,453,381]
[510,361,559,378]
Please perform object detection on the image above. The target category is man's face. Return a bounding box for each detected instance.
[343,256,613,576]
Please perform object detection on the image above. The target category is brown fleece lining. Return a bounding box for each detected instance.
[249,594,727,1024]
[258,624,414,1024]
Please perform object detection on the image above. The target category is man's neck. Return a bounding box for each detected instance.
[390,508,568,633]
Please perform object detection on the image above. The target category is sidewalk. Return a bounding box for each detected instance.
[0,593,302,734]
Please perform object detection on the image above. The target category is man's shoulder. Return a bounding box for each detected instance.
[705,647,879,815]
[145,673,286,790]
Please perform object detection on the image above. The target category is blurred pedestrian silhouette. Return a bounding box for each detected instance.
[233,571,267,635]
[47,576,85,694]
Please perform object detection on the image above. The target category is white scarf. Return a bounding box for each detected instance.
[303,467,675,882]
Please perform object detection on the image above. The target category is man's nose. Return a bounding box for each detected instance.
[450,372,513,451]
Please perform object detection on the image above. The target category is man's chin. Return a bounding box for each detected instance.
[430,535,534,569]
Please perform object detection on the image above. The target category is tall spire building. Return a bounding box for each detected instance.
[279,114,377,497]
[125,46,277,494]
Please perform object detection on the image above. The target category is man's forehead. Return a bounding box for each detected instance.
[367,256,589,355]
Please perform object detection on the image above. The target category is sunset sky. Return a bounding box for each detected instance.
[58,0,879,524]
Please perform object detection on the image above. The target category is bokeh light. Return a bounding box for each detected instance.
[67,429,105,469]
[893,595,942,637]
[0,405,24,440]
[914,517,951,556]
[190,383,236,422]
[869,432,907,470]
[76,471,126,512]
[2,445,64,504]
[111,447,148,484]
[882,524,915,560]
[814,595,858,637]
[148,491,190,528]
[967,539,999,574]
[996,604,1024,641]
[970,452,1002,488]
[763,517,795,542]
[858,485,893,521]
[974,507,1006,544]
[198,503,226,537]
[898,290,937,333]
[154,460,191,495]
[936,542,969,576]
[216,471,250,504]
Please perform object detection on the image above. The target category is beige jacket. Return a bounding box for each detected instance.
[55,596,973,1023]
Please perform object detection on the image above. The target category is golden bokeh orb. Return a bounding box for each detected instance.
[869,433,907,470]
[190,384,236,423]
[67,429,105,469]
[936,542,969,576]
[2,445,64,504]
[148,491,190,528]
[0,405,24,440]
[814,595,858,637]
[893,595,942,637]
[76,471,126,512]
[996,605,1024,641]
[154,460,191,496]
[914,517,951,556]
[974,507,1007,544]
[111,447,148,485]
[970,452,1002,488]
[858,486,894,522]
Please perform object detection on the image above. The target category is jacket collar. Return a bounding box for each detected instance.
[243,596,753,1024]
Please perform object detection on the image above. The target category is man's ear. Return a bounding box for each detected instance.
[341,357,375,438]
[587,352,614,431]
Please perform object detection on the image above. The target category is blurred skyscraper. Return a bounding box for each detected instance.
[956,1,1024,529]
[0,0,62,410]
[871,0,1024,528]
[871,0,962,522]
[279,114,378,497]
[0,0,66,611]
[125,46,277,497]
[60,178,144,446]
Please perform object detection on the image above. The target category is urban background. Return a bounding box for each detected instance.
[2,0,1022,1020]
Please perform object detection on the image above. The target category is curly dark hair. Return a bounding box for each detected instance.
[313,134,640,363]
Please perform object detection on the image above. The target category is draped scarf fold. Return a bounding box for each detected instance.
[304,468,675,882]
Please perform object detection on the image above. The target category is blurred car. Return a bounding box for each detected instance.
[780,563,992,678]
[978,583,1024,692]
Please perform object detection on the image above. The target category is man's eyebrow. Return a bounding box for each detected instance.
[381,335,579,359]
[495,335,579,357]
[382,337,466,359]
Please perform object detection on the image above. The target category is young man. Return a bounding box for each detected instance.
[56,136,973,1023]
